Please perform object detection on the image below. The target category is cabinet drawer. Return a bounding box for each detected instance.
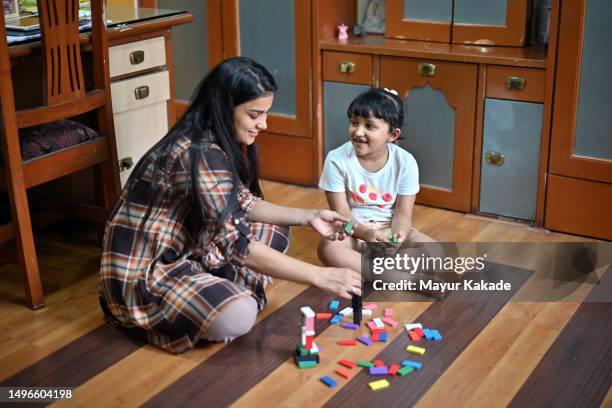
[109,36,166,78]
[322,51,373,85]
[486,66,546,103]
[111,70,170,114]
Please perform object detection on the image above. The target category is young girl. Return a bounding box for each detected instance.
[318,88,439,284]
[99,57,360,354]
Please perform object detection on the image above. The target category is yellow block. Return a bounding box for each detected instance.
[406,345,426,355]
[368,379,390,391]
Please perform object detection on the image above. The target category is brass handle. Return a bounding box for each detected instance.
[134,85,150,100]
[339,61,355,74]
[505,76,526,91]
[418,63,436,77]
[485,151,505,166]
[118,157,134,172]
[129,50,145,65]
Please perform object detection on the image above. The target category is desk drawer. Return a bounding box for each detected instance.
[486,66,546,103]
[111,70,170,114]
[109,36,166,78]
[322,51,373,85]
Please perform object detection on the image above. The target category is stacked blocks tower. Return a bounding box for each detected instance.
[295,306,319,368]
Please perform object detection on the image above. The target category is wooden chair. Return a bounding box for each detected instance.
[0,0,120,309]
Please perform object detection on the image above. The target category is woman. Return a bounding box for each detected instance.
[99,57,361,354]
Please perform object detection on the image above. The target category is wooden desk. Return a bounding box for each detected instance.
[7,6,193,186]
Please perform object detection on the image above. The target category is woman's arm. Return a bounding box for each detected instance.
[391,194,416,241]
[244,240,362,299]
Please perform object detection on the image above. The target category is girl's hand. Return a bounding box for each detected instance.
[305,210,349,240]
[394,230,409,243]
[314,267,362,299]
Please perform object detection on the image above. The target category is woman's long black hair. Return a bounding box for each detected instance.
[128,57,277,230]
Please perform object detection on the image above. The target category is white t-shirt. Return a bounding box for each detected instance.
[319,141,420,223]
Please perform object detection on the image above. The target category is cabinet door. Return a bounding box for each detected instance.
[386,0,452,42]
[323,82,371,156]
[380,57,477,212]
[550,0,612,183]
[452,0,528,46]
[220,0,311,137]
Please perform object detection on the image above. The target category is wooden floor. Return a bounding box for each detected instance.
[0,180,610,407]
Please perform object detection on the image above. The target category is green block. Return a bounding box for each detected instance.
[344,220,354,234]
[297,360,318,369]
[397,365,414,376]
[389,234,398,243]
[357,361,374,368]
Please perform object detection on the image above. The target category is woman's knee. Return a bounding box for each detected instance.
[201,295,258,342]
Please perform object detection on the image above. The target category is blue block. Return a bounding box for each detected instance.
[431,329,442,341]
[379,332,388,342]
[320,376,337,388]
[423,328,435,340]
[402,360,423,371]
[329,300,340,311]
[330,314,343,324]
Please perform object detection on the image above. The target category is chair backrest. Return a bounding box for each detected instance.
[36,0,107,106]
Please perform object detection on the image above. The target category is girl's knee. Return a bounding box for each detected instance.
[201,295,258,342]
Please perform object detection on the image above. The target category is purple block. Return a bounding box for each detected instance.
[341,323,359,330]
[357,336,374,346]
[369,366,388,375]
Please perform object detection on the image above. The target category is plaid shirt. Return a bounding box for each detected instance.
[99,131,269,353]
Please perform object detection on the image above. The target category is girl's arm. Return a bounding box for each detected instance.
[391,194,416,241]
[244,240,362,299]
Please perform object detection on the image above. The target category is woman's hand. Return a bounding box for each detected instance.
[304,210,349,240]
[313,266,362,299]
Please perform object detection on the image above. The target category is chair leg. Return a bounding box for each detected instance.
[7,180,44,309]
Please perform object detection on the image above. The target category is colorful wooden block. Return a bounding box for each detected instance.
[330,314,343,325]
[298,360,317,369]
[300,306,315,318]
[361,309,373,316]
[382,317,398,328]
[408,330,421,342]
[397,365,414,376]
[320,376,337,388]
[402,360,423,371]
[357,361,375,368]
[371,331,380,342]
[338,339,357,346]
[384,308,393,318]
[405,323,423,331]
[357,336,374,346]
[423,328,435,340]
[368,379,390,391]
[431,329,443,341]
[379,331,388,342]
[413,327,425,338]
[339,307,353,316]
[344,220,354,234]
[316,312,332,319]
[335,367,354,379]
[374,360,385,367]
[388,364,401,376]
[341,322,359,330]
[329,300,340,311]
[406,345,426,355]
[339,358,357,369]
[363,303,378,310]
[369,366,388,375]
[372,318,385,328]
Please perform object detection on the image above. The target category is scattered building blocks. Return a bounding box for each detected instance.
[339,307,353,316]
[363,303,378,310]
[341,322,359,330]
[358,336,374,346]
[408,331,421,342]
[330,314,343,325]
[361,309,373,316]
[405,323,423,331]
[335,367,354,379]
[368,379,390,391]
[431,329,442,341]
[388,364,401,375]
[339,359,357,369]
[369,366,388,375]
[316,313,332,319]
[338,339,357,346]
[297,360,318,369]
[397,365,415,376]
[358,361,375,368]
[384,308,393,318]
[352,295,362,325]
[329,300,340,311]
[320,376,337,388]
[374,360,385,367]
[406,345,426,355]
[382,317,398,327]
[402,360,423,371]
[344,220,354,234]
[379,332,388,342]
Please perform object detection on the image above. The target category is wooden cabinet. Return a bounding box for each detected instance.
[380,57,477,212]
[386,0,528,46]
[109,36,172,187]
[545,0,612,239]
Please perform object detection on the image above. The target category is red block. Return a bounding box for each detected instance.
[389,364,401,376]
[374,360,385,367]
[335,367,354,379]
[338,339,357,346]
[414,328,424,338]
[408,331,420,342]
[339,358,357,369]
[316,313,332,319]
[371,332,380,342]
[305,335,313,349]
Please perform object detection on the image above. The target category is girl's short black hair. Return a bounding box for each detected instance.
[347,88,404,130]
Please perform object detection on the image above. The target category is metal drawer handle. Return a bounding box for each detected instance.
[129,50,145,65]
[339,61,355,74]
[505,76,526,91]
[134,85,150,100]
[118,157,134,172]
[418,63,436,77]
[485,151,505,166]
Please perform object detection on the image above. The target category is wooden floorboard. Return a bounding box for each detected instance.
[0,180,608,407]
